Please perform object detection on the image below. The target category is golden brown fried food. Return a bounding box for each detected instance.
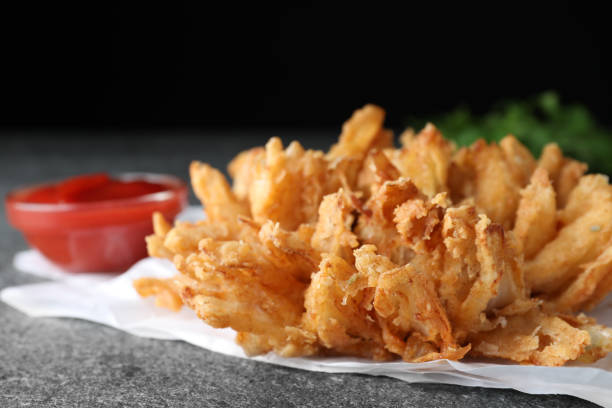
[356,149,401,199]
[355,178,421,264]
[246,137,361,231]
[133,275,186,312]
[538,143,564,180]
[525,175,612,294]
[311,190,359,262]
[190,161,249,228]
[536,142,589,208]
[393,195,527,339]
[452,139,523,229]
[248,138,317,229]
[176,238,317,357]
[145,212,174,259]
[135,104,612,366]
[227,146,264,203]
[469,308,590,366]
[352,245,470,362]
[512,168,557,259]
[394,192,448,253]
[327,104,391,160]
[388,123,454,197]
[556,159,589,208]
[563,313,612,363]
[303,253,392,360]
[258,220,319,283]
[500,135,537,187]
[546,244,612,313]
[451,216,521,335]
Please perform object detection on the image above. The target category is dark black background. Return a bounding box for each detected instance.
[1,2,610,130]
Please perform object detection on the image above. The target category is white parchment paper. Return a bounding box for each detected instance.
[2,208,612,407]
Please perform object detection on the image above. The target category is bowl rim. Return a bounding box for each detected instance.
[5,172,188,213]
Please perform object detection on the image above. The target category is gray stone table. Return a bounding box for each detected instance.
[0,131,597,407]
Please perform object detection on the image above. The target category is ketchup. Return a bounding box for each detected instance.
[6,172,188,272]
[20,173,169,204]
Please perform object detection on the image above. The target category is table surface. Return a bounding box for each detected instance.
[0,131,597,407]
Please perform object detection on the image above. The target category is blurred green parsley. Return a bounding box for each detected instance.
[414,92,612,175]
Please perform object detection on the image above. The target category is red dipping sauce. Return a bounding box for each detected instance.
[5,173,188,273]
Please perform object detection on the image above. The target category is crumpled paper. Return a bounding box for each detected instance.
[2,208,612,407]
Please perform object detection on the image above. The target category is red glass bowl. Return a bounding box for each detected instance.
[5,173,188,273]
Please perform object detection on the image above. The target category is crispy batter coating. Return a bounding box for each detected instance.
[303,253,392,360]
[455,139,523,229]
[357,149,401,199]
[258,221,319,283]
[135,104,612,366]
[556,159,588,208]
[469,308,590,366]
[453,217,515,333]
[394,192,448,253]
[546,244,612,313]
[248,138,316,229]
[228,147,265,202]
[395,197,527,340]
[388,123,454,197]
[190,161,249,227]
[353,245,469,362]
[513,168,557,259]
[536,142,588,208]
[525,175,612,294]
[246,137,362,231]
[133,275,186,312]
[355,178,421,265]
[500,135,537,187]
[311,190,359,262]
[327,104,390,160]
[538,143,564,183]
[145,212,174,259]
[563,313,612,363]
